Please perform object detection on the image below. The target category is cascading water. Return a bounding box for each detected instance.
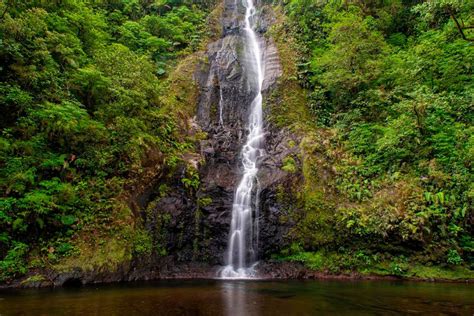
[220,0,264,279]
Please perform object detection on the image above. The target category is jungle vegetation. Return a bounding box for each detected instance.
[276,0,473,277]
[0,0,211,281]
[0,0,472,281]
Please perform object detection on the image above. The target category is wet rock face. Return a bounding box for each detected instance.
[146,0,298,266]
[4,1,304,289]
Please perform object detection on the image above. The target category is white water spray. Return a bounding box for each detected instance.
[220,0,264,279]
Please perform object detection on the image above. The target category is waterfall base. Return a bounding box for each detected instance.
[218,262,259,279]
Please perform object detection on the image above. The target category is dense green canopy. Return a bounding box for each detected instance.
[0,0,207,280]
[0,0,472,281]
[277,0,473,274]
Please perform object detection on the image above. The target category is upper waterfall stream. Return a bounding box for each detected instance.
[220,0,265,279]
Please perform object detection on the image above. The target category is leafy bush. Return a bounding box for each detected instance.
[447,249,463,266]
[281,156,297,173]
[281,0,473,269]
[0,242,29,281]
[0,0,209,280]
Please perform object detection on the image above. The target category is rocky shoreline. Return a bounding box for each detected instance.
[1,260,471,289]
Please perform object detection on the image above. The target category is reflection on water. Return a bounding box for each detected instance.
[0,279,473,315]
[222,282,246,316]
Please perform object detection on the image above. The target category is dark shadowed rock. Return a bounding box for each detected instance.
[144,0,298,268]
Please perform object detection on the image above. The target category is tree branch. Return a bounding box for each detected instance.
[1,6,8,20]
[448,8,474,42]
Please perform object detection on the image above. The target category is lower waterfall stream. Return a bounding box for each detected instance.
[219,0,265,279]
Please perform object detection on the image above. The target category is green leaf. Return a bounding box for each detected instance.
[60,215,76,226]
[12,218,27,232]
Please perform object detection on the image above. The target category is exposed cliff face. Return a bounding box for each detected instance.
[17,2,305,287]
[145,0,302,266]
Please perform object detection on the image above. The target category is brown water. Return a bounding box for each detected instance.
[0,280,472,315]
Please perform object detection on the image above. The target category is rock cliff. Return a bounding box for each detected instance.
[146,0,301,267]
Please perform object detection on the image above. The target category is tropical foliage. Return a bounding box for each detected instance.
[0,0,472,282]
[0,0,209,281]
[279,0,473,274]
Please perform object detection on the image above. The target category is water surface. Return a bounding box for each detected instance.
[0,280,472,315]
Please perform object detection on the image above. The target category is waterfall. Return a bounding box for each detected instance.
[220,0,264,279]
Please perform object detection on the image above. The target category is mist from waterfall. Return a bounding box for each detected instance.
[220,0,264,279]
